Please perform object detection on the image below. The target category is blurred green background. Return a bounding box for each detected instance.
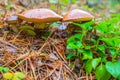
[0,0,120,19]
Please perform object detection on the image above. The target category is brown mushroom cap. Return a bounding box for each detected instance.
[62,9,94,22]
[6,15,18,24]
[17,8,63,23]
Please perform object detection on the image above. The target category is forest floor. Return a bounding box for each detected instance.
[0,0,120,80]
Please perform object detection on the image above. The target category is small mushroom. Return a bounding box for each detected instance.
[6,15,19,32]
[62,9,94,35]
[62,9,94,22]
[17,8,63,30]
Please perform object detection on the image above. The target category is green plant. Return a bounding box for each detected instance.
[20,25,36,36]
[3,72,26,80]
[5,4,14,9]
[66,14,120,80]
[0,66,26,80]
[0,66,9,72]
[14,72,26,80]
[3,72,13,79]
[49,0,77,11]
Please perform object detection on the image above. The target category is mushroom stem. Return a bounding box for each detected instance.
[11,24,19,32]
[34,23,47,29]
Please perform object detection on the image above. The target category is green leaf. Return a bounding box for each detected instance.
[72,21,95,29]
[82,50,93,60]
[0,66,3,71]
[3,72,13,79]
[3,67,9,72]
[110,49,115,56]
[87,25,93,30]
[26,30,36,36]
[50,5,57,10]
[5,4,14,9]
[67,34,82,43]
[101,38,114,46]
[85,59,93,74]
[12,76,20,80]
[20,26,34,31]
[84,46,91,49]
[106,61,120,78]
[95,23,108,33]
[49,0,57,4]
[50,22,58,27]
[111,14,120,18]
[101,57,107,63]
[90,38,97,44]
[97,45,105,52]
[43,31,51,38]
[68,63,75,68]
[66,53,75,59]
[101,38,120,47]
[14,72,26,79]
[60,0,69,5]
[71,0,77,4]
[97,45,105,57]
[67,34,82,49]
[92,58,101,69]
[118,75,120,80]
[61,6,67,10]
[67,41,82,49]
[95,64,111,80]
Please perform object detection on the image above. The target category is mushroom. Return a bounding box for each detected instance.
[62,9,94,22]
[62,9,94,35]
[17,8,63,30]
[6,15,19,32]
